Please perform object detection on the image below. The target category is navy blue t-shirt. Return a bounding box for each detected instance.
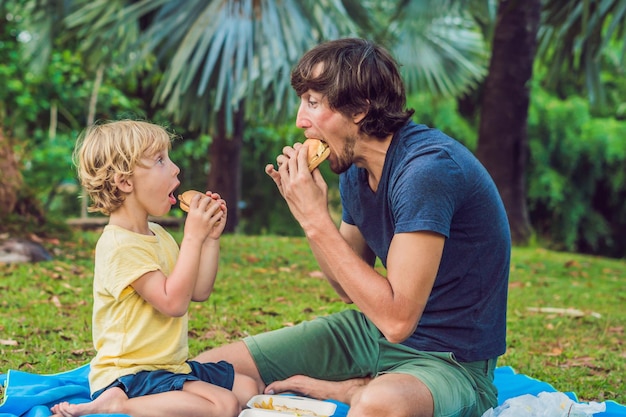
[340,121,511,362]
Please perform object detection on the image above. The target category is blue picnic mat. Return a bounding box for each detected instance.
[1,365,624,417]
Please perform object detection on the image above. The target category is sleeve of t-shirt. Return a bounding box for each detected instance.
[391,149,465,237]
[339,177,355,225]
[103,243,163,300]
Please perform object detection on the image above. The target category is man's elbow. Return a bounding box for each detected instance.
[340,294,354,304]
[382,320,417,344]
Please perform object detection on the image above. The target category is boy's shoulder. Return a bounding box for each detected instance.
[148,222,174,240]
[96,222,175,247]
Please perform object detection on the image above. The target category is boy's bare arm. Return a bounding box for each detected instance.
[192,195,227,301]
[132,193,223,316]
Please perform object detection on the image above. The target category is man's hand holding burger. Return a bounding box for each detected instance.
[265,139,331,232]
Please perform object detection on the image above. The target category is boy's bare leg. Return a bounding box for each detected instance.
[231,372,261,406]
[50,381,241,417]
[50,387,127,417]
[194,341,264,391]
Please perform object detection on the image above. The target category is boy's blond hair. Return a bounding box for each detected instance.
[74,120,175,215]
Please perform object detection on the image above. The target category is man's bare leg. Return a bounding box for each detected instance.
[195,341,372,407]
[265,373,434,417]
[194,341,433,416]
[348,373,434,417]
[265,374,371,404]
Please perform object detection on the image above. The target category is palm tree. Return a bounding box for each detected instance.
[0,12,21,217]
[6,0,623,238]
[5,0,487,232]
[476,0,541,244]
[0,128,23,219]
[475,0,626,244]
[4,0,364,230]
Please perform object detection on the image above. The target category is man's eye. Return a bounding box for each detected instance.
[308,99,317,107]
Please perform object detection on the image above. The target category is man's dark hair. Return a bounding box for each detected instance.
[291,38,415,139]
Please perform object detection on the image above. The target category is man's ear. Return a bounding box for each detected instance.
[114,173,133,193]
[353,100,369,124]
[353,111,367,124]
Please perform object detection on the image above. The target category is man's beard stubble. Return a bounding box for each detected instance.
[331,134,356,174]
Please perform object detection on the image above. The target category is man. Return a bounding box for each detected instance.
[195,37,511,417]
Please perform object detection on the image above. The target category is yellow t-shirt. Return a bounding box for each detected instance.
[89,222,191,393]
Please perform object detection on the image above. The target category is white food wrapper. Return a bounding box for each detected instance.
[481,391,606,417]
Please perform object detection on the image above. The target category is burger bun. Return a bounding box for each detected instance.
[303,139,330,171]
[178,190,204,213]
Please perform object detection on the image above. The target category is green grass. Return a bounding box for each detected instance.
[1,231,624,405]
[504,248,625,403]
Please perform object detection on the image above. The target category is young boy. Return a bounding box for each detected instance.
[51,120,258,417]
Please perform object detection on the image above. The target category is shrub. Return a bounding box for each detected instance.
[527,89,626,257]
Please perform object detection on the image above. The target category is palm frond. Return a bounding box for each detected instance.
[8,0,72,73]
[538,0,626,107]
[392,2,489,97]
[144,0,365,133]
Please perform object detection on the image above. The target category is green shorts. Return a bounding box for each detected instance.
[244,309,498,417]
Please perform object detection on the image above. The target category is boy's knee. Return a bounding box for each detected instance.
[233,373,261,407]
[217,393,241,417]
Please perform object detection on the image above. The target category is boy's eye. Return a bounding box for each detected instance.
[157,157,164,165]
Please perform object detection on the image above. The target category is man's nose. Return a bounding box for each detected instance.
[295,104,311,129]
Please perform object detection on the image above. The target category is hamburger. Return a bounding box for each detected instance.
[178,190,204,213]
[178,191,225,225]
[304,139,330,172]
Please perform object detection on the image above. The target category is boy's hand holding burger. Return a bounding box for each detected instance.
[178,190,227,240]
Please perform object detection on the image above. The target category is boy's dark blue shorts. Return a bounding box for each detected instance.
[92,360,235,399]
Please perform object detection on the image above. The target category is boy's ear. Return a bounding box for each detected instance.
[113,173,133,193]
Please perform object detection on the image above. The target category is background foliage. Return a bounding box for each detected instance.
[406,84,626,259]
[527,88,626,258]
[1,0,626,258]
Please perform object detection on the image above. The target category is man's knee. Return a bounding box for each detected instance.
[348,377,434,417]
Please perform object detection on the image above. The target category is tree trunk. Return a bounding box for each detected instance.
[0,127,23,220]
[207,107,244,233]
[476,0,541,245]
